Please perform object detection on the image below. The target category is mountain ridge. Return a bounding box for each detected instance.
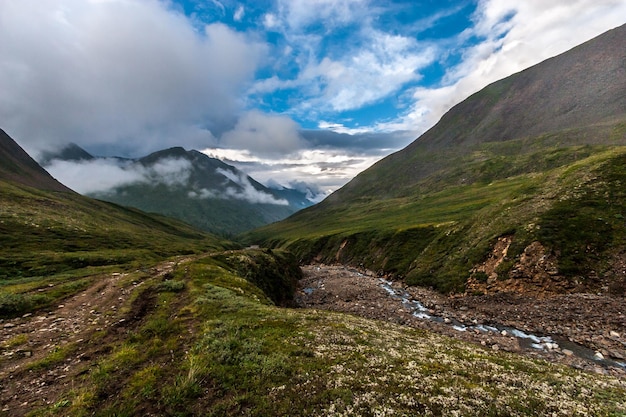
[245,23,626,295]
[42,143,315,235]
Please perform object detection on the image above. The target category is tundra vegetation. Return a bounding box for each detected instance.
[2,251,625,416]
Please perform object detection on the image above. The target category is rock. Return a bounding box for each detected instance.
[594,351,605,360]
[501,330,508,336]
[562,349,574,356]
[609,331,620,339]
[3,323,16,328]
[492,344,500,351]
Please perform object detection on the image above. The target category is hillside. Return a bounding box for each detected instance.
[3,253,625,416]
[245,24,626,294]
[43,145,314,236]
[0,130,234,316]
[0,129,72,193]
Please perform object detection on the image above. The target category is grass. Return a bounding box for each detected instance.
[24,251,626,416]
[245,142,626,293]
[0,179,235,317]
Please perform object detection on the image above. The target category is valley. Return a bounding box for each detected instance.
[1,18,626,417]
[2,254,626,416]
[298,264,626,376]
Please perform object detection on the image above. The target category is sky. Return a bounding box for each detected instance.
[1,0,625,198]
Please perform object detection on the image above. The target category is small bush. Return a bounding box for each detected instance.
[472,271,489,283]
[158,280,185,293]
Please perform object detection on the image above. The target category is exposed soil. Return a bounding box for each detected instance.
[298,264,626,378]
[0,258,190,416]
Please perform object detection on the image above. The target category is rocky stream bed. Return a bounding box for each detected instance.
[298,264,626,378]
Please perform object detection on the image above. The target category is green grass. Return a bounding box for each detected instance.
[0,179,235,317]
[26,252,626,417]
[245,142,626,293]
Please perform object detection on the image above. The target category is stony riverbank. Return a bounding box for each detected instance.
[298,264,626,378]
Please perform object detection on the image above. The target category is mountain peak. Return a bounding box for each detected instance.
[0,129,73,193]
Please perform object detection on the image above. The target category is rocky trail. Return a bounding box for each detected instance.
[0,258,189,415]
[298,264,626,377]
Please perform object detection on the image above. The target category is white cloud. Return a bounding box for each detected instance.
[220,110,306,156]
[277,0,369,30]
[46,159,144,194]
[216,168,289,205]
[45,157,193,194]
[145,158,193,187]
[300,32,435,112]
[263,13,279,29]
[251,1,438,117]
[394,0,626,135]
[204,147,383,195]
[233,5,245,21]
[0,0,266,155]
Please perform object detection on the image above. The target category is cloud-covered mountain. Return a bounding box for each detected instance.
[43,145,316,236]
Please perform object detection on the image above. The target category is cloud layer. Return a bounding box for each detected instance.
[0,0,265,156]
[2,0,625,194]
[46,157,193,194]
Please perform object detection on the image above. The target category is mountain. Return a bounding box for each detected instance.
[39,142,94,165]
[0,128,72,193]
[246,23,626,294]
[42,145,315,236]
[0,129,232,295]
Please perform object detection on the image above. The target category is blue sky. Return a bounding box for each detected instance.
[1,0,625,196]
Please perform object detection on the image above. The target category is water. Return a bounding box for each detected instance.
[377,278,626,370]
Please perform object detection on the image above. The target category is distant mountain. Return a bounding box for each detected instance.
[246,23,626,295]
[39,142,94,165]
[0,128,72,193]
[43,145,315,236]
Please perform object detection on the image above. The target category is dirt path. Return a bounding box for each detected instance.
[298,264,626,377]
[0,258,189,415]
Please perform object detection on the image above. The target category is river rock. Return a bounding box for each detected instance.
[562,349,574,356]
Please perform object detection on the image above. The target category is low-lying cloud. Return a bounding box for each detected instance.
[46,157,193,194]
[47,156,290,206]
[216,168,289,205]
[187,168,289,205]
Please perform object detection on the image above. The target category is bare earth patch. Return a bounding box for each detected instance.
[0,258,187,415]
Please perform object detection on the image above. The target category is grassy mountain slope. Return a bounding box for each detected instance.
[0,131,233,316]
[0,129,72,193]
[245,24,626,294]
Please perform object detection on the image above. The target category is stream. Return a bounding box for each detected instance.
[376,277,626,370]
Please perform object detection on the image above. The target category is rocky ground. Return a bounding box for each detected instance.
[0,259,185,415]
[298,264,626,378]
